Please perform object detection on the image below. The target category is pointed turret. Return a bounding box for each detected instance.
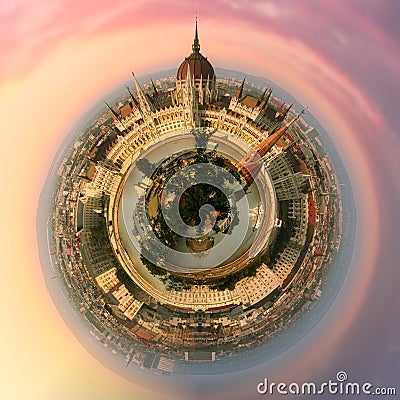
[229,77,246,111]
[235,112,304,194]
[261,88,273,110]
[126,86,140,111]
[198,74,204,103]
[205,74,211,103]
[104,100,120,120]
[259,87,269,102]
[130,75,159,136]
[281,103,293,119]
[149,78,160,109]
[192,16,200,54]
[234,77,246,99]
[150,78,159,97]
[186,64,194,92]
[184,64,199,127]
[132,72,154,116]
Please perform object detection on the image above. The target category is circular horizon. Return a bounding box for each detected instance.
[37,62,356,394]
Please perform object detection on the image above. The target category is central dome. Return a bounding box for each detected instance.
[177,21,215,81]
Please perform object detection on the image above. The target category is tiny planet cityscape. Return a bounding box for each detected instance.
[40,21,346,376]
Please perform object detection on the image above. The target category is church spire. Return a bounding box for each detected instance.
[183,64,199,127]
[104,100,119,120]
[281,103,293,119]
[192,15,200,54]
[131,72,154,116]
[255,111,303,158]
[234,111,304,198]
[150,78,160,109]
[150,78,159,97]
[259,87,269,102]
[126,86,140,110]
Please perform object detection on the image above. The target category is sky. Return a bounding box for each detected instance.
[1,1,399,399]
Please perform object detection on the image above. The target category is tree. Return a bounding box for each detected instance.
[140,255,167,276]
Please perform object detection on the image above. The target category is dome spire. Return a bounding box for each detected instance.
[192,15,200,54]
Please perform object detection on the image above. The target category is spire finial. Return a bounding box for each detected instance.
[192,14,200,53]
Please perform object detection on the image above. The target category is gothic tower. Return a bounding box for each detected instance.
[175,19,217,106]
